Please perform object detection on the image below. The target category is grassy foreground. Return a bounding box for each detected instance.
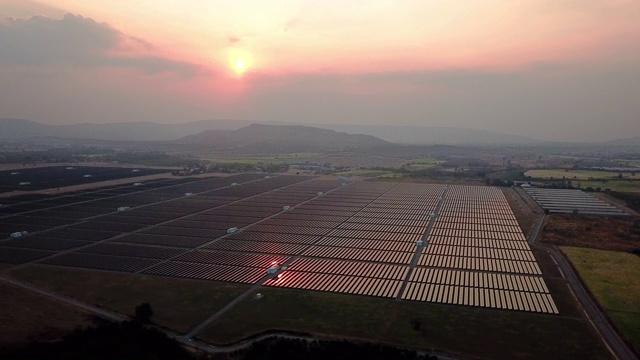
[200,287,611,360]
[0,282,90,347]
[562,247,640,351]
[9,265,250,333]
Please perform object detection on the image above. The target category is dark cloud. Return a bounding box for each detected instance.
[0,13,201,77]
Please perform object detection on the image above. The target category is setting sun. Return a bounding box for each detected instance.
[227,48,253,76]
[235,60,246,73]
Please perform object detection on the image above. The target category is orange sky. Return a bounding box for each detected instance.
[1,0,639,141]
[14,0,639,75]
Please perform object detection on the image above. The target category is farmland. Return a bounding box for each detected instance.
[542,215,640,252]
[577,180,640,193]
[561,247,640,350]
[0,172,614,358]
[525,169,638,180]
[203,152,324,164]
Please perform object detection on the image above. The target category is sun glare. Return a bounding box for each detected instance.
[228,48,253,76]
[235,60,246,73]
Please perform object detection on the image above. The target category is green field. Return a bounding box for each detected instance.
[335,169,407,178]
[204,152,323,164]
[199,287,611,360]
[576,180,640,193]
[615,159,640,167]
[9,265,250,333]
[488,169,526,181]
[408,159,443,168]
[525,169,638,180]
[561,247,640,350]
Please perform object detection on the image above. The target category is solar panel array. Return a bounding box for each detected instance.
[0,176,557,314]
[263,183,439,298]
[523,187,626,215]
[0,175,337,272]
[402,186,557,314]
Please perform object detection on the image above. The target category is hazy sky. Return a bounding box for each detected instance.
[1,0,639,142]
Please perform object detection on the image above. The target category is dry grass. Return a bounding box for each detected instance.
[0,282,90,347]
[9,265,250,333]
[525,169,637,180]
[199,287,612,360]
[542,215,640,252]
[562,247,640,351]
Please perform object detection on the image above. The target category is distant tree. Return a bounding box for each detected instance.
[134,303,153,324]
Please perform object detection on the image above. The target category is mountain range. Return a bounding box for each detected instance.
[1,118,639,146]
[177,124,389,152]
[0,118,538,145]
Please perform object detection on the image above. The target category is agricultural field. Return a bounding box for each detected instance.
[0,166,169,194]
[561,247,640,350]
[0,174,613,358]
[577,180,640,193]
[614,159,640,167]
[204,152,324,164]
[525,169,638,180]
[542,215,640,252]
[407,158,443,169]
[334,169,408,179]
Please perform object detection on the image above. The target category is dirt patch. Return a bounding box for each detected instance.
[541,215,640,252]
[503,188,539,237]
[593,192,639,216]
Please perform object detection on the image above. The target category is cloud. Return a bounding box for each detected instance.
[227,37,240,44]
[0,13,201,77]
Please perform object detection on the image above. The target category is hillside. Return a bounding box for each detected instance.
[0,118,543,145]
[177,124,389,153]
[319,124,538,145]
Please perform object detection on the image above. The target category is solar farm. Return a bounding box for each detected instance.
[523,187,626,215]
[0,174,557,315]
[0,166,169,193]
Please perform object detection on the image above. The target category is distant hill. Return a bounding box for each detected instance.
[317,124,539,145]
[0,118,541,145]
[0,118,252,142]
[177,124,389,153]
[607,136,640,146]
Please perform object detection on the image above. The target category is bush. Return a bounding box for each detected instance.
[135,303,153,324]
